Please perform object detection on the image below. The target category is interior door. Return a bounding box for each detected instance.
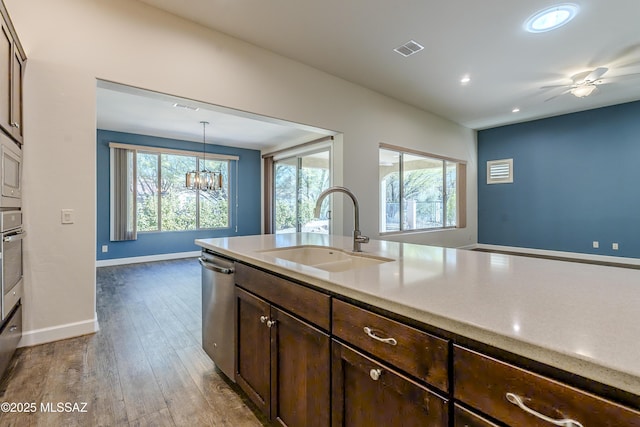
[274,149,331,234]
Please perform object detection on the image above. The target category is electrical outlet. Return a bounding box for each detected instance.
[592,241,599,249]
[612,243,619,250]
[102,245,108,253]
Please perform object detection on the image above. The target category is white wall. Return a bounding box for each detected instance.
[7,0,477,343]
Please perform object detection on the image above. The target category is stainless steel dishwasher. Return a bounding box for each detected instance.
[200,249,236,382]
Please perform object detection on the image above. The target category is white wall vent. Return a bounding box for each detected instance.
[394,40,424,57]
[487,159,513,184]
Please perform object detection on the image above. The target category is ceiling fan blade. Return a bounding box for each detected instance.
[603,71,640,81]
[584,67,608,83]
[540,84,571,89]
[544,88,572,102]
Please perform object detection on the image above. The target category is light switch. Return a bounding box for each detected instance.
[61,209,74,224]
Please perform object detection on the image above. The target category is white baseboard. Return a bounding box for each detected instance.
[96,251,200,267]
[473,244,640,266]
[18,315,100,348]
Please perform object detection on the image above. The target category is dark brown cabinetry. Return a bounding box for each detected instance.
[453,404,500,427]
[235,264,330,427]
[332,340,448,427]
[236,288,271,415]
[454,345,640,427]
[0,3,24,145]
[333,299,449,392]
[230,258,640,427]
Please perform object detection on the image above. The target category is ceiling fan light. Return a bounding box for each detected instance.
[571,84,597,98]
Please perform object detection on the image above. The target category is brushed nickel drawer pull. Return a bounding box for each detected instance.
[363,326,397,346]
[266,320,276,328]
[260,315,268,323]
[506,392,584,427]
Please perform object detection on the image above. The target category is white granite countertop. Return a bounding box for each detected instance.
[195,233,640,397]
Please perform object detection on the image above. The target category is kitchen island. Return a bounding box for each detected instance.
[196,233,640,426]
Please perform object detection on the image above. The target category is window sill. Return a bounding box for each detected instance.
[379,226,460,237]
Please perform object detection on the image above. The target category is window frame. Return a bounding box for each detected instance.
[379,143,466,235]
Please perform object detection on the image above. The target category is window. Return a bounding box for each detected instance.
[273,148,331,234]
[136,152,230,231]
[379,144,466,233]
[110,143,235,239]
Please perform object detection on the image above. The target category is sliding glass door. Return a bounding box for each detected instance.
[274,149,331,234]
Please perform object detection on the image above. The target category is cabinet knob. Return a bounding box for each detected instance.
[11,122,20,129]
[9,326,17,332]
[260,315,268,323]
[369,368,382,381]
[266,320,276,328]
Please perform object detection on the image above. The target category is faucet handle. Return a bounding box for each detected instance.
[356,235,369,243]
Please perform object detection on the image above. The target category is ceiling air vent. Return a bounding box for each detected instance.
[173,103,199,111]
[394,40,424,57]
[487,159,513,184]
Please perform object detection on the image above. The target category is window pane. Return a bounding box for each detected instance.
[300,151,330,233]
[274,157,298,234]
[403,154,443,230]
[136,152,159,232]
[446,161,457,227]
[161,154,196,231]
[379,149,400,232]
[200,159,229,229]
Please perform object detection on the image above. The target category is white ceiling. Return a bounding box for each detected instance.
[99,1,640,148]
[97,81,334,150]
[133,0,640,130]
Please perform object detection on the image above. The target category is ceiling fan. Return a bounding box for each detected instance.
[542,66,640,101]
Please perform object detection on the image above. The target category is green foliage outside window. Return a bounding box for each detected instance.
[136,151,230,232]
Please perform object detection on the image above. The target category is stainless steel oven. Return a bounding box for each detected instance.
[0,133,22,208]
[1,211,23,320]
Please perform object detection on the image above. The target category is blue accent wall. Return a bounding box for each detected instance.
[478,100,640,258]
[97,130,261,260]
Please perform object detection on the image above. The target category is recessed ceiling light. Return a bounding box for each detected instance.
[512,108,520,113]
[524,3,579,33]
[394,40,424,57]
[460,76,471,85]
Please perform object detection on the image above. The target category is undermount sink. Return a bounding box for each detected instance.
[257,245,394,272]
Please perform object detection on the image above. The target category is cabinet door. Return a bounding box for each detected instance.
[0,21,10,135]
[236,287,271,416]
[10,48,22,143]
[332,340,448,427]
[271,308,330,427]
[454,404,500,427]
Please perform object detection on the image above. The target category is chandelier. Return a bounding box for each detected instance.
[185,121,223,191]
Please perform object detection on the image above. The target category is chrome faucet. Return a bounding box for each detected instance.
[314,186,369,252]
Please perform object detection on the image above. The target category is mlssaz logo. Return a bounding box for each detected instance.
[40,402,88,413]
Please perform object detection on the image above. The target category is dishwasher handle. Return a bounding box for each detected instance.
[199,257,235,274]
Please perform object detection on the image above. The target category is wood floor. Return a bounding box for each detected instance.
[0,258,269,427]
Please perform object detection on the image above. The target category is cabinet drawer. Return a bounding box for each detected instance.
[332,299,449,391]
[454,404,500,427]
[454,345,640,427]
[0,304,22,378]
[235,263,330,331]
